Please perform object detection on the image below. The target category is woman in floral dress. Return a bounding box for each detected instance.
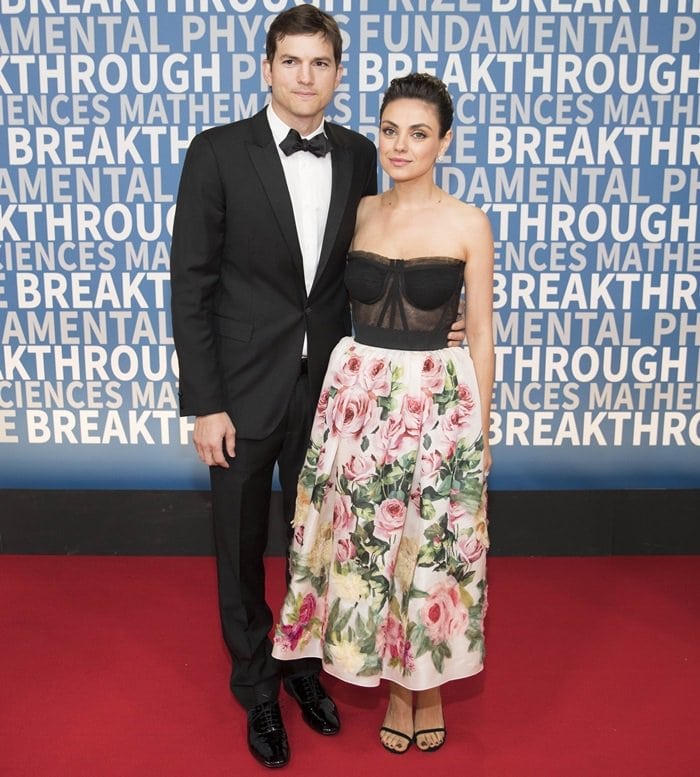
[273,73,495,754]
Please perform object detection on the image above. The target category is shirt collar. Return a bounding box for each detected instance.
[267,103,326,145]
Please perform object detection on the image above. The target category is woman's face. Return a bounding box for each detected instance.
[378,97,451,182]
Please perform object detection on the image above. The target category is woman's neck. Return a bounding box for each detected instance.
[383,178,442,210]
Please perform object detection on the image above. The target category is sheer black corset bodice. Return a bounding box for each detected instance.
[345,251,464,350]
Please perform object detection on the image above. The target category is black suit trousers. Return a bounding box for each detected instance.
[210,367,320,710]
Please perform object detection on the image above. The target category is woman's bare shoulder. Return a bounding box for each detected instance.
[444,196,492,241]
[355,194,383,230]
[444,195,488,223]
[357,193,382,215]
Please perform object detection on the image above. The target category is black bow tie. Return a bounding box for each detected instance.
[279,129,332,158]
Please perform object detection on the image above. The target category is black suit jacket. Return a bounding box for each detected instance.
[170,109,378,438]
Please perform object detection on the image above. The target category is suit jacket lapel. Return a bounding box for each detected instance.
[246,111,306,287]
[312,122,354,293]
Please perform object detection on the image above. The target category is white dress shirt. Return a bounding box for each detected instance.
[267,104,333,297]
[267,104,333,357]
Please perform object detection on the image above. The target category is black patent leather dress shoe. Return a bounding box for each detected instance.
[247,701,289,768]
[284,674,340,735]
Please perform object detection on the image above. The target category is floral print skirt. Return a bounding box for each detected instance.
[272,336,488,691]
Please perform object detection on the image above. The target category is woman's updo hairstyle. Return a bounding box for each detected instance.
[379,73,454,137]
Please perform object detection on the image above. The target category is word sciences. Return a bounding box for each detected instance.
[8,92,699,133]
[454,93,700,128]
[0,92,262,126]
[0,378,177,410]
[0,378,125,409]
[0,240,170,272]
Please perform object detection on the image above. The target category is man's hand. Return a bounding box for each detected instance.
[193,412,236,468]
[447,298,466,347]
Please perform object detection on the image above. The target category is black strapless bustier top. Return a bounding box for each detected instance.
[345,251,464,350]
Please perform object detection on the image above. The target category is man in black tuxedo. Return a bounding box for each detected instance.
[170,6,377,768]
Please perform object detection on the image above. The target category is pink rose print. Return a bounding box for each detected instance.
[317,389,330,415]
[332,494,354,533]
[316,389,333,434]
[410,487,421,511]
[335,354,363,387]
[381,414,411,464]
[318,597,329,633]
[335,538,356,563]
[360,356,391,396]
[457,536,485,564]
[421,580,469,645]
[342,454,376,484]
[374,498,406,543]
[401,639,416,672]
[331,386,376,438]
[294,525,305,546]
[401,394,427,437]
[447,499,469,530]
[442,403,473,435]
[457,383,476,411]
[377,615,415,671]
[278,623,303,651]
[278,592,317,651]
[298,593,317,626]
[377,615,405,660]
[402,393,437,437]
[421,355,445,394]
[421,450,443,479]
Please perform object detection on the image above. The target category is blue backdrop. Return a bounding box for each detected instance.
[0,0,698,490]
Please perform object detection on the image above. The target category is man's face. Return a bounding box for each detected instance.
[263,32,342,131]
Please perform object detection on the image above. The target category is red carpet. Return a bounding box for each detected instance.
[1,555,697,776]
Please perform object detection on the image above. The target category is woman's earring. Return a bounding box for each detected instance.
[437,154,444,162]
